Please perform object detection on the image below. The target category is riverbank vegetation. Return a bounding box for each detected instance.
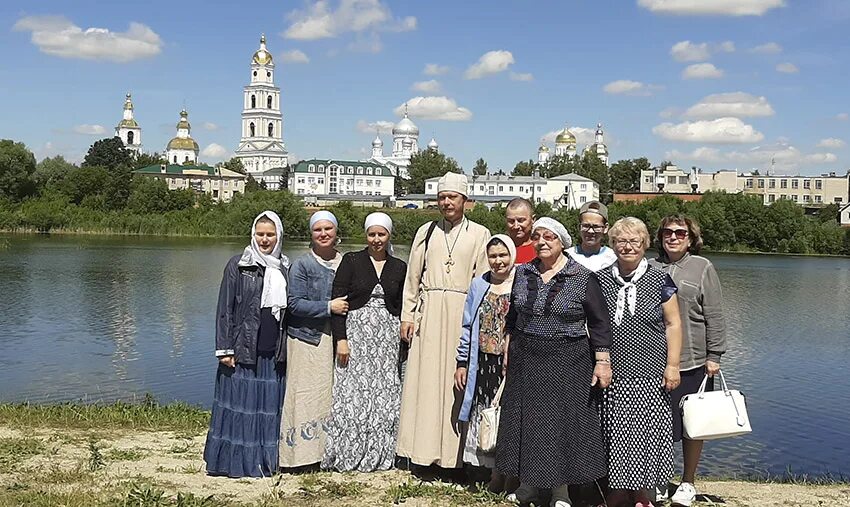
[2,138,848,255]
[0,399,847,506]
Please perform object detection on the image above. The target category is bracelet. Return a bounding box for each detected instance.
[595,359,611,364]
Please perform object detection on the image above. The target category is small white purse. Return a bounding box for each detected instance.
[477,377,506,452]
[680,369,752,440]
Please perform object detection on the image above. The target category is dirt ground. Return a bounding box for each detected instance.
[1,426,847,506]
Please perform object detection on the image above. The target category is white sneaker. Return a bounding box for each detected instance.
[670,482,696,507]
[655,485,669,501]
[506,492,519,504]
[553,501,572,507]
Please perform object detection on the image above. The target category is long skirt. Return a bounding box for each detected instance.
[463,352,503,468]
[322,287,402,471]
[280,331,333,468]
[496,333,607,488]
[600,377,674,490]
[397,288,467,468]
[203,353,285,478]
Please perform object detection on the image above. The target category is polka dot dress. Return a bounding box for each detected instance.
[596,265,675,491]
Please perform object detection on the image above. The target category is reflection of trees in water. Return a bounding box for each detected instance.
[163,264,187,358]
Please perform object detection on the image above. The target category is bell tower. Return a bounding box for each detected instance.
[115,92,142,154]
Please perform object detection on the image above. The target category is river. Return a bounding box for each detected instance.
[1,233,848,478]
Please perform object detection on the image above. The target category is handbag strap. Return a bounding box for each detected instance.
[490,377,507,408]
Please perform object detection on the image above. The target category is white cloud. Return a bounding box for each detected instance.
[13,15,162,63]
[541,126,597,147]
[394,96,472,121]
[73,124,107,135]
[411,80,441,93]
[603,79,663,96]
[201,143,228,159]
[665,142,838,171]
[670,41,710,62]
[836,113,849,121]
[423,63,449,76]
[638,0,785,16]
[510,72,534,82]
[202,122,218,131]
[280,49,310,63]
[284,0,416,41]
[356,119,395,133]
[653,117,764,143]
[750,42,782,54]
[718,41,736,53]
[806,152,838,163]
[346,32,382,53]
[684,92,775,118]
[817,138,845,148]
[464,50,515,79]
[683,63,724,79]
[776,62,799,73]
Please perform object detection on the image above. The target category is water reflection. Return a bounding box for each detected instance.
[1,235,848,478]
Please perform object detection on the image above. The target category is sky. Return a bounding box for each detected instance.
[2,0,849,176]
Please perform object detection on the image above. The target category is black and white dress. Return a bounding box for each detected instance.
[322,284,401,471]
[596,265,677,490]
[496,259,612,488]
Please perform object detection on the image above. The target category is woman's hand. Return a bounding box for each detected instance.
[400,321,415,344]
[705,360,720,377]
[501,334,511,377]
[663,365,681,391]
[454,367,467,391]
[330,296,349,315]
[336,339,350,367]
[218,355,236,368]
[591,362,612,388]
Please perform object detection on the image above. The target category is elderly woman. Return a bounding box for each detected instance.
[650,215,726,507]
[280,211,349,469]
[454,234,517,490]
[596,217,683,507]
[322,212,408,472]
[497,217,612,507]
[204,211,289,478]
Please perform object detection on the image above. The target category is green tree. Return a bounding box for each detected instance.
[404,150,462,194]
[816,203,840,223]
[473,158,488,176]
[60,165,111,205]
[512,160,537,176]
[546,154,580,177]
[577,152,611,200]
[609,159,640,193]
[127,177,170,213]
[0,139,37,201]
[35,155,76,191]
[82,137,133,170]
[134,152,166,170]
[220,157,246,174]
[245,174,262,193]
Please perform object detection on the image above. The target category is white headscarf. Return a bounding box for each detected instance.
[364,212,394,256]
[531,217,573,249]
[610,257,649,326]
[238,210,289,321]
[487,234,517,268]
[310,210,338,229]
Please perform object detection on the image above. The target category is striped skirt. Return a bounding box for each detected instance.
[203,353,286,478]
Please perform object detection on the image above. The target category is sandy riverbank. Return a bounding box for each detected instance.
[1,425,847,506]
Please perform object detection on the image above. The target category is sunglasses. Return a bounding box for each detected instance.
[661,228,689,240]
[531,231,559,242]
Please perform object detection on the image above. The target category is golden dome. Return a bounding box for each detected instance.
[119,119,139,128]
[252,34,273,65]
[167,137,199,151]
[555,126,576,145]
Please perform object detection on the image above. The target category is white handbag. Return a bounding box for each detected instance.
[477,377,506,452]
[680,369,752,440]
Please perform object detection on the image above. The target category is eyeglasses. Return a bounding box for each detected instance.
[661,228,689,240]
[614,238,643,249]
[580,223,605,232]
[531,231,559,242]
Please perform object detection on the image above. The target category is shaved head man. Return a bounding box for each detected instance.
[505,198,537,264]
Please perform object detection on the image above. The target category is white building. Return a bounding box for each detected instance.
[538,122,609,165]
[115,92,142,154]
[135,164,246,202]
[425,172,599,209]
[289,159,395,197]
[640,165,699,193]
[367,105,421,180]
[165,109,199,165]
[235,34,288,175]
[839,203,850,226]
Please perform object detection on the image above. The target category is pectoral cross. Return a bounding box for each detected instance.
[445,257,455,273]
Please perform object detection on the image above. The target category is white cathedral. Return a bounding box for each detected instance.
[115,93,142,154]
[235,34,288,174]
[538,122,609,166]
[366,105,437,180]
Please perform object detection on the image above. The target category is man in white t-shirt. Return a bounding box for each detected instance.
[566,201,617,272]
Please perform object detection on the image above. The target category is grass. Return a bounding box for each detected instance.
[0,436,45,472]
[106,447,148,462]
[0,394,209,434]
[383,479,512,506]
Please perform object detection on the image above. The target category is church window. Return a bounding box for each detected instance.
[184,156,189,163]
[367,167,374,175]
[250,122,256,137]
[267,96,272,108]
[267,71,271,78]
[253,71,257,77]
[127,131,134,145]
[318,165,325,171]
[173,155,177,163]
[268,123,274,137]
[251,95,256,108]
[308,164,315,171]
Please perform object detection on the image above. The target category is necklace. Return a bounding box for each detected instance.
[442,218,465,273]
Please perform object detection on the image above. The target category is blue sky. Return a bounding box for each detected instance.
[1,0,849,175]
